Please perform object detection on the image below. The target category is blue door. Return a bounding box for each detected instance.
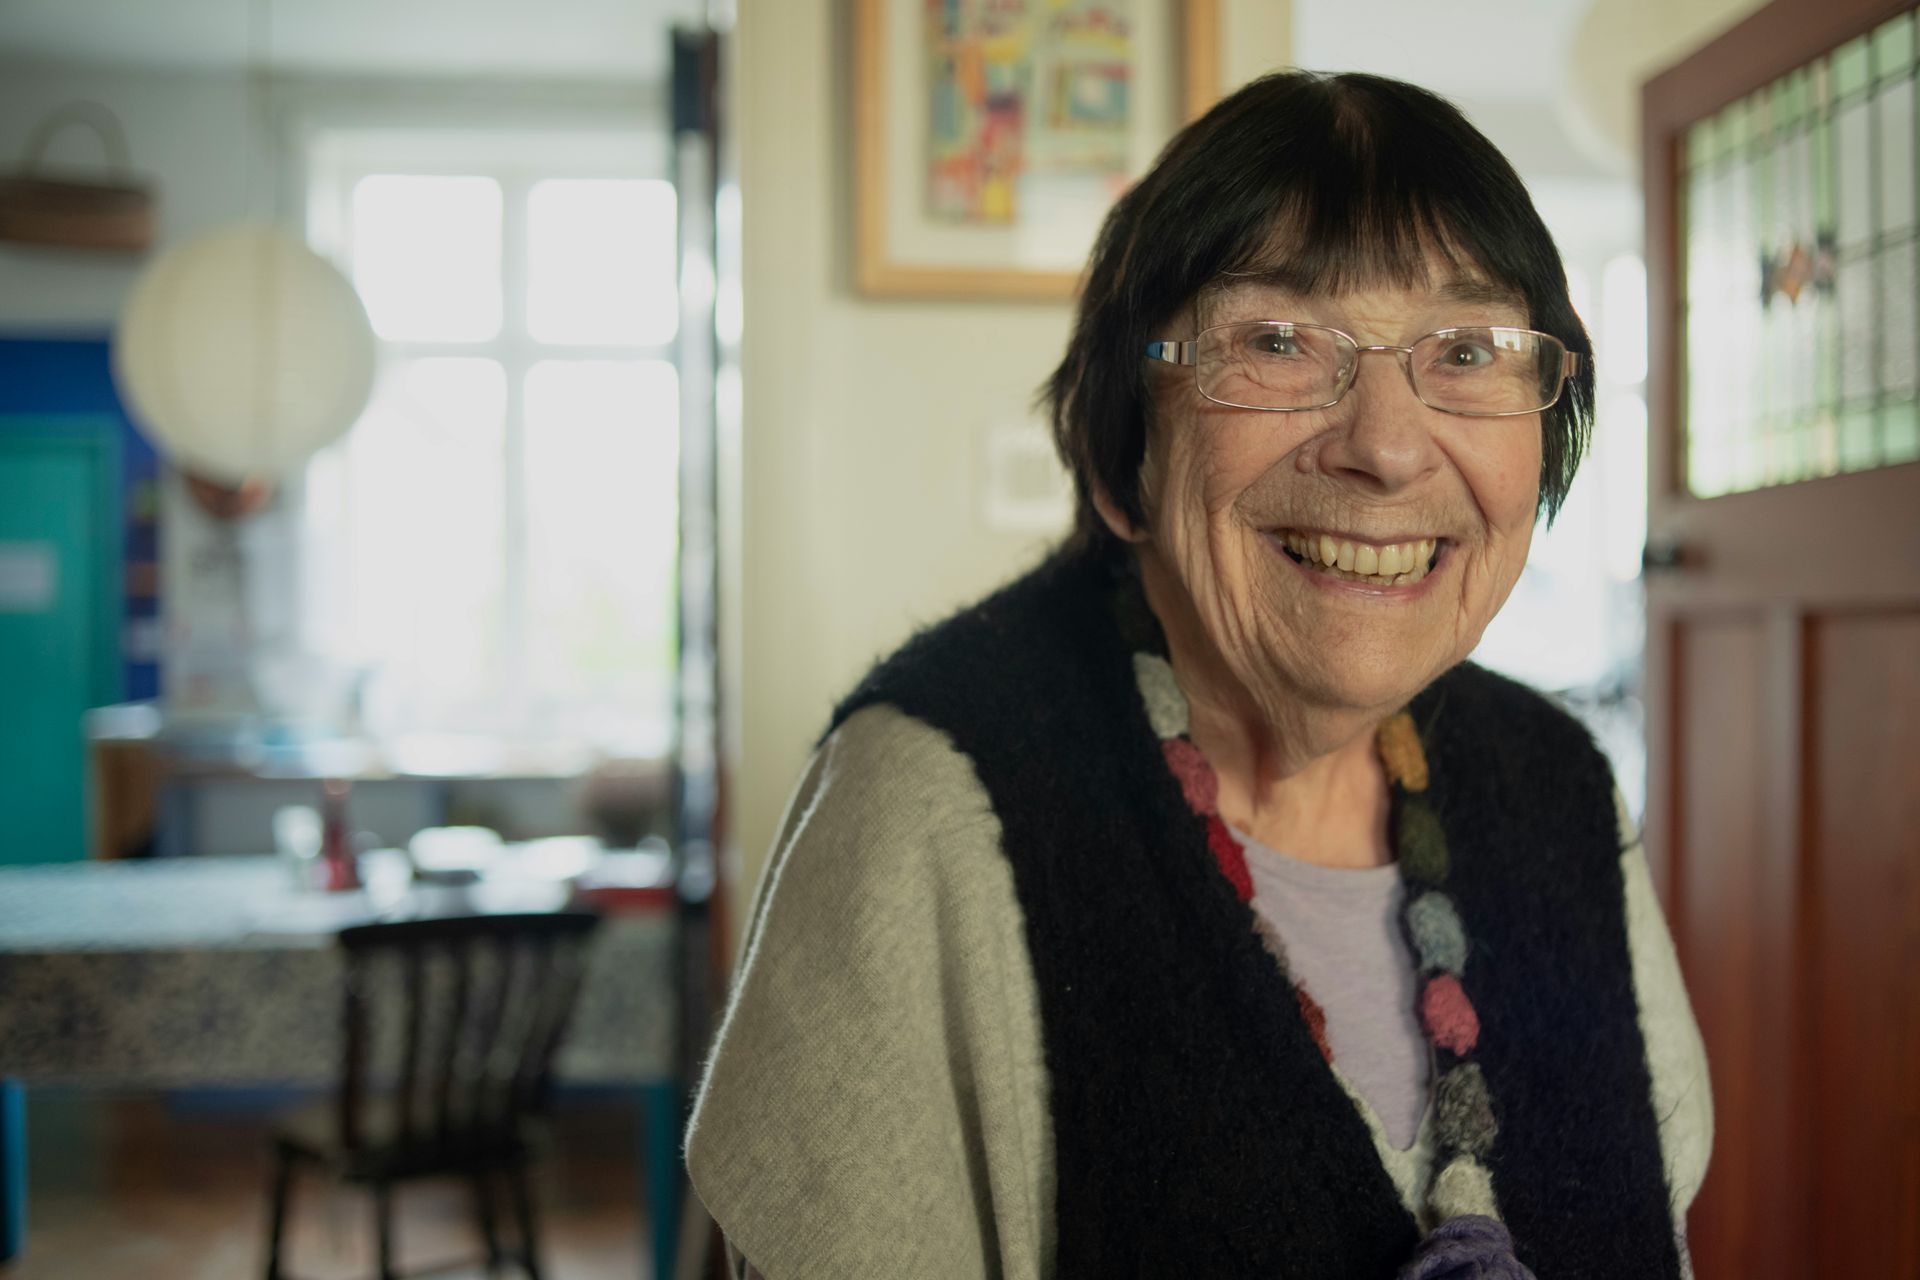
[0,428,120,863]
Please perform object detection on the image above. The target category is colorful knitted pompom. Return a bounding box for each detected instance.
[1405,891,1469,976]
[1428,1157,1502,1221]
[1396,1214,1535,1280]
[1295,984,1333,1062]
[1132,653,1189,740]
[1434,1063,1498,1157]
[1419,973,1481,1055]
[1394,796,1449,883]
[1203,816,1254,902]
[1162,738,1218,814]
[1376,711,1430,793]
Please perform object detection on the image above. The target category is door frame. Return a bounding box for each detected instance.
[1640,5,1920,1272]
[1641,0,1920,903]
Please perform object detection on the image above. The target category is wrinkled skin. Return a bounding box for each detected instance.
[1098,266,1543,865]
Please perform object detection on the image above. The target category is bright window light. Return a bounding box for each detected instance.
[1600,253,1648,387]
[1601,393,1650,583]
[524,358,680,753]
[1565,265,1594,329]
[328,358,508,729]
[307,134,680,756]
[528,179,678,345]
[351,359,506,661]
[351,175,503,342]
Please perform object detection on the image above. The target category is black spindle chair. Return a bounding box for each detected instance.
[263,911,602,1280]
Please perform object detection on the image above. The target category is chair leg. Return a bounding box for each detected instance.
[372,1178,397,1280]
[264,1148,295,1280]
[504,1160,543,1280]
[470,1168,505,1276]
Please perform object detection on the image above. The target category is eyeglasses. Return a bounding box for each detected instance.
[1144,321,1582,417]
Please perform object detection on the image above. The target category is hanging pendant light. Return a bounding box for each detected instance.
[109,0,376,486]
[112,220,376,483]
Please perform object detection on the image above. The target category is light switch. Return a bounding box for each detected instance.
[980,421,1071,533]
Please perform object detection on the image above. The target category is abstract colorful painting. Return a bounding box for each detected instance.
[925,0,1135,223]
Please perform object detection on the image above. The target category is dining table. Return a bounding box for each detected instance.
[0,845,684,1278]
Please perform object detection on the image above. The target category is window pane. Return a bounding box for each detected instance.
[318,358,508,734]
[1728,151,1763,491]
[351,175,503,342]
[527,179,678,345]
[1880,239,1918,397]
[523,359,679,754]
[1877,77,1915,235]
[1836,255,1878,404]
[1689,28,1920,498]
[1835,98,1873,249]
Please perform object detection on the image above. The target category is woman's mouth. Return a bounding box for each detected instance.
[1269,529,1444,588]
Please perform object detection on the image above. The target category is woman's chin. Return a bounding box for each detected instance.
[1266,647,1449,719]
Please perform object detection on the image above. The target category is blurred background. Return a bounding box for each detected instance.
[1,0,1914,1276]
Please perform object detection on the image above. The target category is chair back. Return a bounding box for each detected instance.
[334,911,601,1153]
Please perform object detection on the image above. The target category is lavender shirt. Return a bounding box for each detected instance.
[1235,829,1431,1150]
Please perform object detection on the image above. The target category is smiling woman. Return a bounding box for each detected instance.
[1112,264,1558,838]
[686,71,1710,1280]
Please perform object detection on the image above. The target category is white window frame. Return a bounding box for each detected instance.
[284,83,678,752]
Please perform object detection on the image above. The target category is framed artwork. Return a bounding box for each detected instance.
[855,0,1222,300]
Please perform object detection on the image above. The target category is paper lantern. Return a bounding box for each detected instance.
[112,220,376,482]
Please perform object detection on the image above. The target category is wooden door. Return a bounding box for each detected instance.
[1644,3,1920,1275]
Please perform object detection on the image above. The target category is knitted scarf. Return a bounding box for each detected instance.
[832,544,1682,1279]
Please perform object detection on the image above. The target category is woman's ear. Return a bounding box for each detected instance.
[1091,478,1150,544]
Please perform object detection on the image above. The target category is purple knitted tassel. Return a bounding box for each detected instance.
[1396,1215,1538,1280]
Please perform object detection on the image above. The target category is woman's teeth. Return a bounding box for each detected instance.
[1277,531,1438,587]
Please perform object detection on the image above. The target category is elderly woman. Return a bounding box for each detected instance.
[686,71,1712,1279]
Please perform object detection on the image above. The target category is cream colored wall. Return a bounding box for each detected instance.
[723,0,1294,940]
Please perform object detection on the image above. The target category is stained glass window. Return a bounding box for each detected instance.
[1682,10,1920,496]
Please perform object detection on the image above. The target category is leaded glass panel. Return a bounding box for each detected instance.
[1680,9,1920,496]
[1879,77,1916,234]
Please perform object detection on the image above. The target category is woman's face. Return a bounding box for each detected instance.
[1129,266,1544,722]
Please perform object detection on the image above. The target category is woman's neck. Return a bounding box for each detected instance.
[1188,697,1392,868]
[1138,549,1394,869]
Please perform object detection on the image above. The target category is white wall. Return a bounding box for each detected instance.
[723,0,1295,937]
[0,62,665,330]
[0,62,267,330]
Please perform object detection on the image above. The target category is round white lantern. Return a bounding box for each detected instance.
[112,220,376,482]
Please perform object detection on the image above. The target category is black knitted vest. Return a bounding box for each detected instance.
[831,546,1682,1279]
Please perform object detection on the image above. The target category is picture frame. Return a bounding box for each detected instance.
[854,0,1221,300]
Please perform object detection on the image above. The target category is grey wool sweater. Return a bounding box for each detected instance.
[684,703,1713,1279]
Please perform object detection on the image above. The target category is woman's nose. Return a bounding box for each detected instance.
[1313,354,1442,494]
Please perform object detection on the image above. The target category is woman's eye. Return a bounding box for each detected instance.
[1247,330,1303,357]
[1436,341,1495,369]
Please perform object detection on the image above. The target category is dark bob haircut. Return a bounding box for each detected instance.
[1043,71,1593,548]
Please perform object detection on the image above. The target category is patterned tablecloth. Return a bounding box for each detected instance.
[0,856,676,1086]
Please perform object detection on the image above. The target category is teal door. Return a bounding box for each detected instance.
[0,427,120,864]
